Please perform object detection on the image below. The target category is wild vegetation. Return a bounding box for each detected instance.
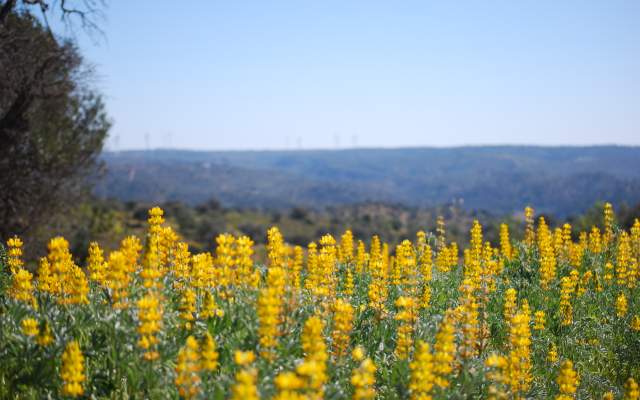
[1,203,639,399]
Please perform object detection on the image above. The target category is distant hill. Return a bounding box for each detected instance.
[96,146,640,216]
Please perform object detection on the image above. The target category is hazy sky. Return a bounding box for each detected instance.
[73,1,639,150]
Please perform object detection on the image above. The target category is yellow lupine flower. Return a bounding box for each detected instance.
[457,279,480,360]
[356,240,367,274]
[506,312,532,396]
[257,266,285,360]
[201,291,225,319]
[340,229,354,263]
[409,341,435,400]
[274,371,305,400]
[105,251,131,309]
[421,284,431,310]
[433,310,456,388]
[524,206,535,246]
[617,232,632,287]
[21,318,39,336]
[534,311,546,331]
[603,203,614,246]
[555,360,579,400]
[351,357,376,400]
[267,226,287,268]
[178,288,197,329]
[172,241,192,289]
[547,343,558,363]
[200,333,218,371]
[137,292,163,361]
[500,223,513,260]
[616,293,628,317]
[174,336,201,399]
[590,227,603,254]
[291,245,304,290]
[436,215,447,252]
[631,315,640,331]
[86,242,107,284]
[10,268,37,308]
[625,378,640,400]
[7,236,24,273]
[503,288,517,324]
[559,277,573,326]
[231,351,258,400]
[37,323,54,346]
[60,341,85,398]
[539,218,557,289]
[332,298,354,358]
[46,237,88,305]
[368,260,388,316]
[298,316,328,399]
[395,296,417,360]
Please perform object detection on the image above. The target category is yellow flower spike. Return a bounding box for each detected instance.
[175,336,201,400]
[257,266,285,360]
[86,242,107,284]
[37,323,54,346]
[297,316,328,398]
[200,333,219,372]
[436,215,447,252]
[603,203,615,246]
[409,341,435,400]
[559,277,574,326]
[234,350,256,366]
[631,315,640,331]
[10,268,37,308]
[500,223,513,260]
[201,291,224,319]
[231,368,259,400]
[485,353,508,388]
[60,341,85,398]
[394,296,417,360]
[351,357,376,400]
[21,318,39,336]
[178,288,197,329]
[524,206,535,247]
[433,310,456,388]
[356,240,367,274]
[340,229,354,264]
[7,236,24,274]
[617,232,632,286]
[231,350,258,400]
[548,343,559,363]
[136,292,163,361]
[616,293,628,317]
[538,218,557,290]
[273,371,305,400]
[625,378,640,400]
[352,346,365,362]
[503,288,517,324]
[555,360,579,400]
[332,298,354,358]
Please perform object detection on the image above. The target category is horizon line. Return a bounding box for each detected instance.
[103,143,640,153]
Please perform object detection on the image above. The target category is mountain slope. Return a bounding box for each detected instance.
[96,146,640,216]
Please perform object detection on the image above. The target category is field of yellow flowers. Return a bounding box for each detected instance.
[1,204,639,399]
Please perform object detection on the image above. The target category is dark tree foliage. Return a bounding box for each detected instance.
[0,10,110,243]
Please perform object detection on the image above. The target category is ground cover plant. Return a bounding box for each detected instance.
[1,204,639,399]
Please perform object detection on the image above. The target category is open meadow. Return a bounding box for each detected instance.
[1,204,639,399]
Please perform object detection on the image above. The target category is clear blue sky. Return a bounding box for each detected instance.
[73,0,639,150]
